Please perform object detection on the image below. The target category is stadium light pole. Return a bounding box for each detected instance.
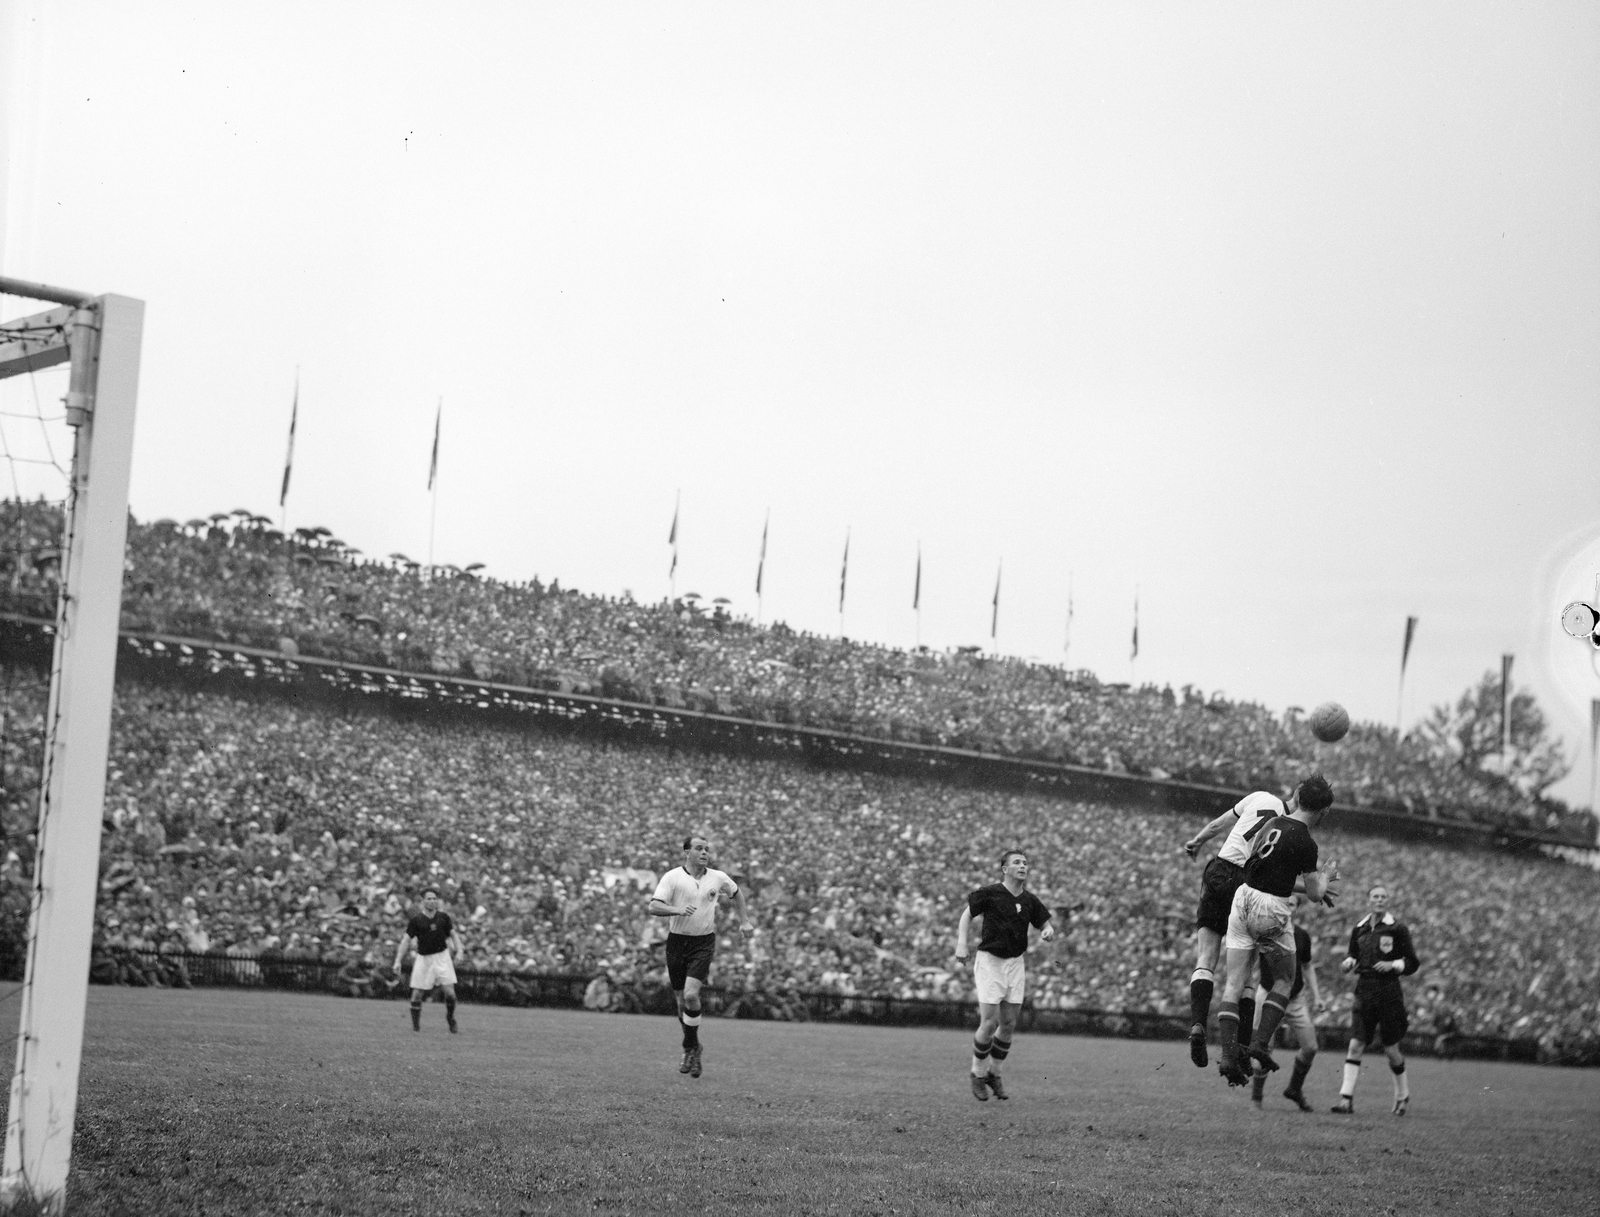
[0,278,143,1212]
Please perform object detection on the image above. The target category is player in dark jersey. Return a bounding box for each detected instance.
[1249,898,1323,1111]
[1332,883,1421,1115]
[393,887,463,1032]
[1214,776,1338,1086]
[954,850,1054,1101]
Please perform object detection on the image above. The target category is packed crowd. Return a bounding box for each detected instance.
[1,501,1586,840]
[2,669,1596,1061]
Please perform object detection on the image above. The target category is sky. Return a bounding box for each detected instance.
[3,3,1598,806]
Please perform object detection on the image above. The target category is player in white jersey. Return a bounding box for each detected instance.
[1180,788,1288,1066]
[647,835,753,1078]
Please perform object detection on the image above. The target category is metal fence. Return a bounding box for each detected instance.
[87,948,1566,1066]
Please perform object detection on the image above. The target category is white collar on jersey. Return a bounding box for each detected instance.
[1361,911,1396,929]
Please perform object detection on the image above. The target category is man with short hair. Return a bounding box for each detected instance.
[954,850,1055,1101]
[1214,775,1338,1086]
[1332,883,1421,1115]
[1182,789,1291,1066]
[647,835,753,1078]
[1249,895,1324,1111]
[393,887,463,1032]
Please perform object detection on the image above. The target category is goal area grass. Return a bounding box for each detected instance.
[4,985,1596,1216]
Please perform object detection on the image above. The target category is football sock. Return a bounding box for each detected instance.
[444,996,457,1020]
[1287,1056,1312,1094]
[1250,992,1289,1050]
[681,1006,702,1050]
[1237,991,1257,1044]
[1188,969,1214,1027]
[989,1037,1011,1070]
[1390,1060,1409,1101]
[409,1001,422,1030]
[1341,1058,1361,1097]
[1216,1000,1240,1061]
[971,1034,993,1077]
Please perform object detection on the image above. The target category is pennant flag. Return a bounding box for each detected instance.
[427,400,441,491]
[1065,572,1074,655]
[755,510,769,595]
[991,562,1002,640]
[1130,590,1139,660]
[913,544,921,611]
[1400,616,1419,676]
[1590,699,1600,810]
[278,376,298,507]
[839,530,850,613]
[1500,654,1515,755]
[669,493,680,579]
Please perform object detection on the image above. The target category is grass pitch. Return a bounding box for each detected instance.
[2,986,1595,1216]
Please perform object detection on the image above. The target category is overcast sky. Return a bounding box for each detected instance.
[3,3,1598,805]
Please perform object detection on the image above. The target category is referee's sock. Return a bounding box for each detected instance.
[1341,1057,1361,1098]
[1390,1058,1409,1102]
[682,999,702,1049]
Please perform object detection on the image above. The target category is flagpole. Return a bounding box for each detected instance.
[1130,585,1139,685]
[913,542,922,650]
[839,528,850,640]
[427,398,441,576]
[1397,616,1418,735]
[279,367,298,535]
[668,491,680,601]
[755,509,768,625]
[1064,570,1073,666]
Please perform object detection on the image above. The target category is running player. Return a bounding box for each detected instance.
[647,834,754,1078]
[1214,781,1338,1085]
[1332,883,1421,1115]
[393,887,463,1032]
[954,850,1055,1101]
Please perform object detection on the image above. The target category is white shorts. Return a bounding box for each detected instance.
[1223,886,1295,964]
[973,950,1026,1005]
[410,951,457,991]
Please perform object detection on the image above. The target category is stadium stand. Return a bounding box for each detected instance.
[2,663,1596,1065]
[2,500,1592,843]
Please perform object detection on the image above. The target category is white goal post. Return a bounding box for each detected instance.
[0,277,143,1211]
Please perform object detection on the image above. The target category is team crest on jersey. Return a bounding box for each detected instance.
[1015,902,1022,913]
[1379,935,1394,954]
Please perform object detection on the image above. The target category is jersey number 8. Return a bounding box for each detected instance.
[1254,828,1282,859]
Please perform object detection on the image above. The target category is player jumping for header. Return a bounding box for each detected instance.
[1214,777,1338,1086]
[954,849,1055,1101]
[647,834,753,1078]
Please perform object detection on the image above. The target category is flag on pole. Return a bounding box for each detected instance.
[669,494,680,580]
[1065,572,1074,656]
[1500,654,1514,755]
[1131,590,1139,660]
[839,530,850,613]
[279,376,298,507]
[427,401,441,491]
[913,544,921,611]
[1590,698,1600,811]
[991,562,1002,640]
[755,511,769,595]
[1401,616,1419,676]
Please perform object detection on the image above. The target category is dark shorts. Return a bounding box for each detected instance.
[1195,857,1245,935]
[665,932,716,990]
[1351,983,1410,1048]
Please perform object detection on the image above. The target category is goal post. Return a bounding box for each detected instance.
[0,280,143,1211]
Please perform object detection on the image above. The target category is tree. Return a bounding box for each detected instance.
[1418,670,1571,796]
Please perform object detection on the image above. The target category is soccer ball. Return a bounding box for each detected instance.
[1309,702,1350,743]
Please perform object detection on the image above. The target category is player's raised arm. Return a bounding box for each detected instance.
[1183,809,1238,858]
[1301,856,1336,905]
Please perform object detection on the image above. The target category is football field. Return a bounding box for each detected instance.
[2,986,1596,1216]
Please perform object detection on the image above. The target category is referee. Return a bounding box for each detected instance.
[1333,883,1421,1115]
